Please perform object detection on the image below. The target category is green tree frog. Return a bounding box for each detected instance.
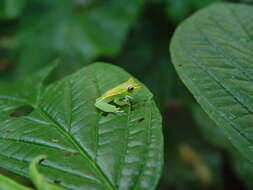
[95,78,141,113]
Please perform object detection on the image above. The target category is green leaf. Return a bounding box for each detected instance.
[0,155,64,190]
[0,0,26,19]
[0,62,57,121]
[0,63,163,190]
[0,173,32,190]
[30,155,65,190]
[170,2,253,164]
[15,0,144,76]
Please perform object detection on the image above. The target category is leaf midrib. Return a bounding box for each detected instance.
[133,104,153,190]
[37,106,115,190]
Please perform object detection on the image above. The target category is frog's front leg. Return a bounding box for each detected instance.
[95,101,119,113]
[114,97,129,106]
[125,95,133,101]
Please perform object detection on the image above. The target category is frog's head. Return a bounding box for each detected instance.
[125,78,141,95]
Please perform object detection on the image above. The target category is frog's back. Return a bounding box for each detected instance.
[96,83,128,102]
[96,78,140,102]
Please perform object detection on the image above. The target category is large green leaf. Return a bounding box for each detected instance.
[0,63,163,190]
[170,3,253,163]
[15,0,143,76]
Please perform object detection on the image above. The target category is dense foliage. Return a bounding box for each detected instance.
[0,0,253,189]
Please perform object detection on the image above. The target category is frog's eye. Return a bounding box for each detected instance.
[127,86,134,92]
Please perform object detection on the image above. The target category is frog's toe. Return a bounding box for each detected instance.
[115,108,124,113]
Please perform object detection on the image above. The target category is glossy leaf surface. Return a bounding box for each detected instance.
[0,63,163,190]
[171,3,253,163]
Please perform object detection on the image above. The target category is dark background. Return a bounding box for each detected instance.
[0,0,253,189]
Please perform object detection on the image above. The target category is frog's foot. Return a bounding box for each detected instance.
[115,108,124,113]
[115,108,126,115]
[123,99,131,105]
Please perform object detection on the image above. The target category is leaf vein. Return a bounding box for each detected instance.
[0,137,75,153]
[38,95,114,190]
[0,152,100,184]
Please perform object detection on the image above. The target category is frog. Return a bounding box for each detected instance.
[95,78,141,113]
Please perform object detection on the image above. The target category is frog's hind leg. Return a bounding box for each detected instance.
[95,101,118,113]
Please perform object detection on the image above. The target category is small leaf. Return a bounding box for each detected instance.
[0,173,32,190]
[29,155,65,190]
[0,63,163,190]
[170,3,253,163]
